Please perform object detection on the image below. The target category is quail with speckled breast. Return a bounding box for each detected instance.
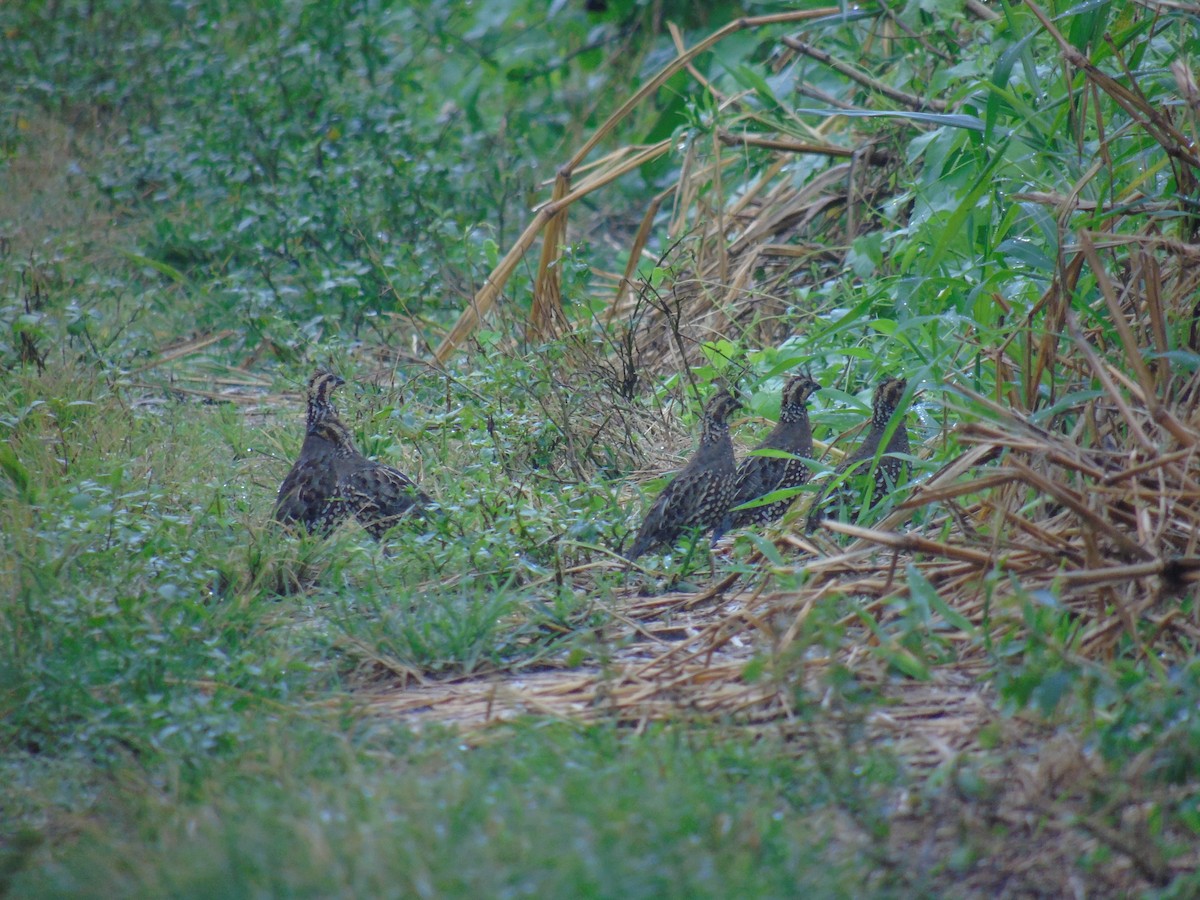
[806,376,909,532]
[274,371,432,539]
[726,373,821,530]
[626,391,741,561]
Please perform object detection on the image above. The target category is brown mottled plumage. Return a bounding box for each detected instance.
[727,374,820,529]
[274,371,432,539]
[626,391,741,561]
[806,376,910,532]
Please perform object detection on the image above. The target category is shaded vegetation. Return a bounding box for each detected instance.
[3,0,1200,895]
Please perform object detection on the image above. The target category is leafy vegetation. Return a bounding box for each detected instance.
[3,0,1199,894]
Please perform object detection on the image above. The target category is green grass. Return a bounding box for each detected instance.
[3,0,1200,894]
[4,723,905,899]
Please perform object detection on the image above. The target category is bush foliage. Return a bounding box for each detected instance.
[2,0,1199,894]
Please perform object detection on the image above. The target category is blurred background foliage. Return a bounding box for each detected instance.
[3,0,1200,894]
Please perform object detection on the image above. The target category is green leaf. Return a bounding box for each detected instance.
[117,249,191,285]
[0,441,33,501]
[856,609,931,680]
[907,564,976,636]
[741,655,767,683]
[793,108,985,132]
[742,531,786,567]
[883,644,931,680]
[729,63,784,114]
[743,448,801,461]
[1032,668,1074,716]
[846,232,884,277]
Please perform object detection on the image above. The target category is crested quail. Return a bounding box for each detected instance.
[727,373,821,529]
[805,376,910,532]
[274,371,432,539]
[273,372,352,536]
[626,391,741,561]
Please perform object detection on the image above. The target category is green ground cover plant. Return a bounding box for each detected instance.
[3,0,1199,894]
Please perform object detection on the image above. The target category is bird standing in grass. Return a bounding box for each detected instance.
[727,373,821,529]
[274,371,432,539]
[806,376,910,532]
[626,391,741,561]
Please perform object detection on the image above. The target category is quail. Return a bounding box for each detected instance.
[805,376,909,532]
[273,372,352,536]
[727,373,821,529]
[626,391,741,561]
[274,371,432,539]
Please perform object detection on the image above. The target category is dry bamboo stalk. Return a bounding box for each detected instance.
[898,472,1019,506]
[781,36,949,112]
[1100,447,1199,483]
[1007,458,1154,561]
[1056,560,1165,585]
[1067,310,1157,453]
[129,329,238,373]
[607,185,675,318]
[823,521,995,565]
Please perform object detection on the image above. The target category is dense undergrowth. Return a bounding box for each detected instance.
[3,0,1200,895]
